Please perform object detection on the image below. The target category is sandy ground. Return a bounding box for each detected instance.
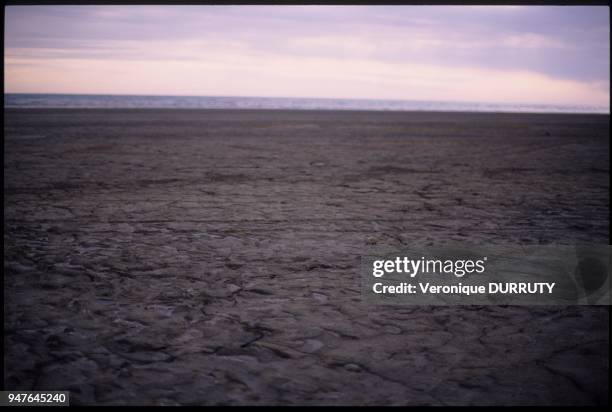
[3,109,610,405]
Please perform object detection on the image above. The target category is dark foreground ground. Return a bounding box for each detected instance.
[3,109,610,405]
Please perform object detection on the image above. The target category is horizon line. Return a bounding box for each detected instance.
[4,92,610,110]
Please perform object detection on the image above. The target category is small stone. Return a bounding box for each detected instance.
[312,292,328,303]
[302,339,324,353]
[344,363,362,372]
[365,236,377,245]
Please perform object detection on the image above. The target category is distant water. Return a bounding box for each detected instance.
[4,93,609,114]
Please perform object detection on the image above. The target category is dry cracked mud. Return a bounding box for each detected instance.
[4,109,610,405]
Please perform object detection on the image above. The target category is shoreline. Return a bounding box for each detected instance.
[5,107,611,116]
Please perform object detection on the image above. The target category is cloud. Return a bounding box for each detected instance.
[4,5,609,106]
[6,51,609,107]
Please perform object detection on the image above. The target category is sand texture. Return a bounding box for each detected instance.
[4,109,610,405]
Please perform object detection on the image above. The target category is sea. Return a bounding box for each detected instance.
[4,93,609,114]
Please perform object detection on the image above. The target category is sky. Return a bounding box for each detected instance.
[4,5,610,107]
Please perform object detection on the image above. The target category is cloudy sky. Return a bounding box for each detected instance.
[4,5,610,107]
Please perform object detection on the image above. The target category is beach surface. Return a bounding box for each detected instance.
[4,109,610,405]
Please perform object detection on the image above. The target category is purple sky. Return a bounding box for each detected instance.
[4,5,610,107]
